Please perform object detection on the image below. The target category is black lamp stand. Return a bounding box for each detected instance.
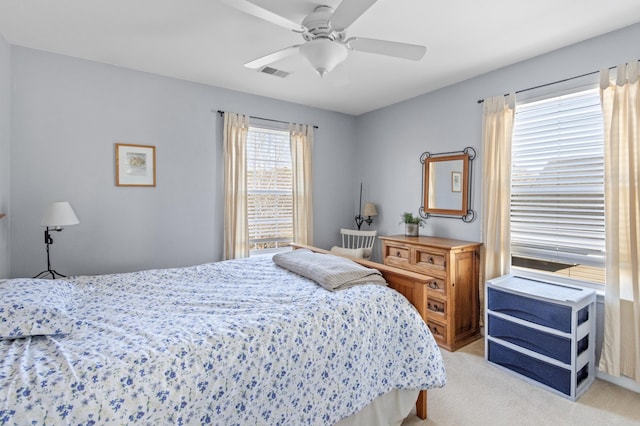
[354,182,374,230]
[354,214,374,230]
[33,227,67,279]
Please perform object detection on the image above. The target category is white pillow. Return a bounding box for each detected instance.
[330,246,365,259]
[0,279,76,340]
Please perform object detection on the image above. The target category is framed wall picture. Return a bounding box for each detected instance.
[115,143,156,187]
[451,171,462,192]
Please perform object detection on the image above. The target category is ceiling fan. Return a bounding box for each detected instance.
[220,0,427,78]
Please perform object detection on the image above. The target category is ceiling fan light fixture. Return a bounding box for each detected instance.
[228,0,427,78]
[300,38,348,78]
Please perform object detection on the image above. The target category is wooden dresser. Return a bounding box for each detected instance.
[379,235,482,351]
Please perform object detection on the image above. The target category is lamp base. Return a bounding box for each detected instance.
[33,228,67,280]
[354,215,374,230]
[33,269,67,280]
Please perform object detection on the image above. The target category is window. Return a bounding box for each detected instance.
[511,88,605,284]
[246,126,293,255]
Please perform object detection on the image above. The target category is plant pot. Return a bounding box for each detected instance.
[405,223,419,237]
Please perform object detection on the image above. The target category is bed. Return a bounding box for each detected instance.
[0,248,446,425]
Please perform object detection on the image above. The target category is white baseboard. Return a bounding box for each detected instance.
[596,369,640,394]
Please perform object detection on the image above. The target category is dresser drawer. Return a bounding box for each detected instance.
[488,287,576,332]
[384,244,411,268]
[427,298,447,317]
[488,340,590,396]
[488,314,584,364]
[427,318,447,344]
[427,298,448,321]
[414,248,446,274]
[427,319,447,345]
[426,277,447,297]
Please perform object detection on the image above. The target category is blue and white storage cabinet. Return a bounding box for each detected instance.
[485,274,596,401]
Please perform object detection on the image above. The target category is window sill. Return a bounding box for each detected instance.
[511,267,605,297]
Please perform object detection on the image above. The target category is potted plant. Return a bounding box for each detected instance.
[401,212,424,237]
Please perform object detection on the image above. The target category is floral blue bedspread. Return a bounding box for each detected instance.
[0,256,445,425]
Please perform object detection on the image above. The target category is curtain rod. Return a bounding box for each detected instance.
[475,59,640,104]
[476,69,601,104]
[216,110,318,129]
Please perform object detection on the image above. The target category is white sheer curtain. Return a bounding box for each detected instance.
[290,123,314,246]
[223,112,250,260]
[481,94,516,317]
[599,61,640,382]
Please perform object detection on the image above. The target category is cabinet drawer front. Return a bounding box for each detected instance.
[427,319,447,345]
[488,315,573,364]
[488,288,572,332]
[415,249,446,272]
[427,299,447,316]
[384,245,410,265]
[426,278,447,296]
[488,341,573,396]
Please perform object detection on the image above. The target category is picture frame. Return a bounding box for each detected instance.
[451,171,462,192]
[115,143,156,187]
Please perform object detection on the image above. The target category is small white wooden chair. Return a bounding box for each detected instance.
[338,228,377,260]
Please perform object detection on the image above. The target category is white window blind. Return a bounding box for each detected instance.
[247,126,293,254]
[511,88,605,268]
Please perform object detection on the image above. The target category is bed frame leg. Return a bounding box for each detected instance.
[416,390,428,420]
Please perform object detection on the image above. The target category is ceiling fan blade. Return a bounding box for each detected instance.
[219,0,305,33]
[347,37,426,60]
[244,45,301,69]
[329,0,379,32]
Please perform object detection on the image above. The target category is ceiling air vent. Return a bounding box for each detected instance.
[259,66,290,78]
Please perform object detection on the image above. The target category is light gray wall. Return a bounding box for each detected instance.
[357,22,640,261]
[10,47,357,277]
[0,34,10,278]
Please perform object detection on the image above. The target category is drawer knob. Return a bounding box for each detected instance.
[428,256,434,264]
[396,250,401,257]
[428,281,439,289]
[428,303,442,313]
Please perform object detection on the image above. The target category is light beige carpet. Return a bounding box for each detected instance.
[403,338,640,426]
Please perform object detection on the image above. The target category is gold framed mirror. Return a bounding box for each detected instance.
[420,147,476,222]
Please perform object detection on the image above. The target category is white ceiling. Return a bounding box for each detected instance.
[1,0,640,115]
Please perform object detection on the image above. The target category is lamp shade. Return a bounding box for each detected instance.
[362,202,378,217]
[41,202,80,227]
[300,38,348,78]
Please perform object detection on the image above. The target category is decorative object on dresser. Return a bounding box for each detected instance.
[379,235,482,351]
[420,147,476,222]
[33,201,80,279]
[400,212,424,237]
[485,274,596,401]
